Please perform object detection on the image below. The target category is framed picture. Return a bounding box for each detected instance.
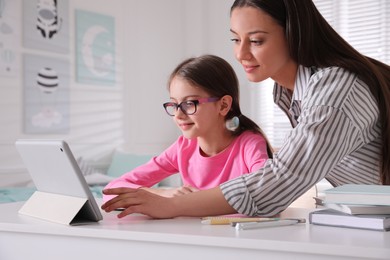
[23,54,70,134]
[23,0,69,53]
[75,10,115,85]
[0,0,21,77]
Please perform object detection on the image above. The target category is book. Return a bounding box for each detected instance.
[323,202,390,215]
[324,184,390,206]
[313,196,390,215]
[309,209,390,231]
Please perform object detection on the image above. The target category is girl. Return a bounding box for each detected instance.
[102,0,390,218]
[103,54,271,201]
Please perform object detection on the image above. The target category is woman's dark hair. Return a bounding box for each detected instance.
[168,54,273,157]
[232,0,390,184]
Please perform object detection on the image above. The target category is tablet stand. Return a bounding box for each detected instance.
[19,191,92,225]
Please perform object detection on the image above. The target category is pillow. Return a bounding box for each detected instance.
[106,150,153,178]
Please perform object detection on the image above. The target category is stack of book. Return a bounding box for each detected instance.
[309,184,390,231]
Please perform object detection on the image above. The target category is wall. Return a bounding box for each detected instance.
[1,0,245,186]
[123,0,241,155]
[1,0,127,186]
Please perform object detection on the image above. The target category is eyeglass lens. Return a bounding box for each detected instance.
[163,97,219,116]
[164,101,197,116]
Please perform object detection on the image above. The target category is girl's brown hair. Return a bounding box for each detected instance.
[168,54,273,158]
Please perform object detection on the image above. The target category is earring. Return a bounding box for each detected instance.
[225,116,240,131]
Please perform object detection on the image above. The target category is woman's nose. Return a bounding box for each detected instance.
[235,42,251,61]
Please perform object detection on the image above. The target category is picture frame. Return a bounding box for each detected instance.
[23,54,70,134]
[22,0,69,53]
[75,9,116,85]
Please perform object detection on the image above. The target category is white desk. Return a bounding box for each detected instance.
[0,201,389,260]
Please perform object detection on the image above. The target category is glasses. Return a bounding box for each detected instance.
[163,97,220,116]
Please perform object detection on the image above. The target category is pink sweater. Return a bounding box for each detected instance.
[103,131,268,200]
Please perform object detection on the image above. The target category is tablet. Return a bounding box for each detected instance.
[15,139,103,223]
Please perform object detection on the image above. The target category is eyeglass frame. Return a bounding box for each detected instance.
[163,97,220,116]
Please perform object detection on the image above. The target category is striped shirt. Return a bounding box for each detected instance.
[220,65,381,216]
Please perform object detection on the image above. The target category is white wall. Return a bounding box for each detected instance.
[123,0,240,154]
[0,0,249,187]
[0,0,127,186]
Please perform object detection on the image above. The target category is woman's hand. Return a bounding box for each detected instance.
[101,187,178,219]
[101,186,236,219]
[141,186,200,197]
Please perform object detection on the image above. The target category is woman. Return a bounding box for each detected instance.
[103,54,271,201]
[102,0,390,218]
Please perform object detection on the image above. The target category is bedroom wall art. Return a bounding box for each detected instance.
[23,0,69,53]
[75,9,115,85]
[0,0,20,77]
[23,54,70,134]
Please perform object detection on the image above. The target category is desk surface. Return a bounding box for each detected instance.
[1,201,390,260]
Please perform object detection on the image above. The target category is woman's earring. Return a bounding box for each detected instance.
[225,116,240,131]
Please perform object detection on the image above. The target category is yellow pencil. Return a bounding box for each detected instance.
[201,217,279,225]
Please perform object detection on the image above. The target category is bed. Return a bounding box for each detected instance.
[0,149,154,204]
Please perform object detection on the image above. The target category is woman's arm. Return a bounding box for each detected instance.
[140,186,199,197]
[101,186,236,218]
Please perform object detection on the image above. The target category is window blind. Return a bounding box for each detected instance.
[253,0,389,149]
